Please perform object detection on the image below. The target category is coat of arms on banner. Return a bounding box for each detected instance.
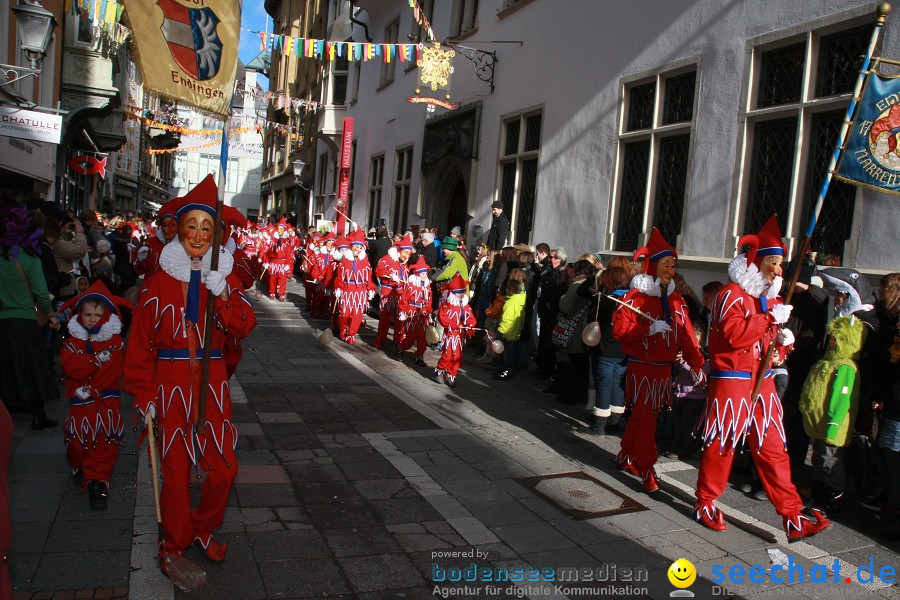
[836,69,900,195]
[157,0,222,81]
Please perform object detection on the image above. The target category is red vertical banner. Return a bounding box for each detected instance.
[336,117,354,234]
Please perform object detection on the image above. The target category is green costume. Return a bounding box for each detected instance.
[799,315,866,447]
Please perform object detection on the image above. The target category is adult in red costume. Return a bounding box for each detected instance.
[398,256,433,366]
[310,233,337,317]
[135,199,178,279]
[693,216,831,542]
[613,228,705,493]
[333,229,375,345]
[123,174,257,568]
[374,233,412,350]
[434,273,476,389]
[222,207,255,378]
[59,281,132,510]
[263,218,297,301]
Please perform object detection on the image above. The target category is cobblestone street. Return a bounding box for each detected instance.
[7,278,900,600]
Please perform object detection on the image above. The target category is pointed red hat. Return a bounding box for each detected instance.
[443,272,469,293]
[59,280,134,321]
[394,233,414,250]
[632,227,677,278]
[348,228,368,247]
[275,217,290,229]
[321,232,335,242]
[738,215,785,267]
[157,197,179,221]
[223,206,248,231]
[334,236,350,249]
[174,174,218,221]
[409,255,429,274]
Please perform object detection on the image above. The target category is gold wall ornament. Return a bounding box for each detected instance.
[417,42,455,92]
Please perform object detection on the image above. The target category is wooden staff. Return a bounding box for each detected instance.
[601,293,655,322]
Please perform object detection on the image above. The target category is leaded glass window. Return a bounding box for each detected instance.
[663,72,696,125]
[627,82,655,131]
[816,25,871,98]
[746,118,796,234]
[757,42,805,108]
[615,141,650,252]
[653,135,691,243]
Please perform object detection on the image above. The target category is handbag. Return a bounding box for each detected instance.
[551,302,588,350]
[14,259,51,327]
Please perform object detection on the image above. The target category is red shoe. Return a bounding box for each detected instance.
[616,458,641,477]
[694,501,727,531]
[784,509,832,543]
[195,534,227,563]
[642,469,660,493]
[346,336,355,345]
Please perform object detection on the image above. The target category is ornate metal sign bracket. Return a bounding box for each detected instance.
[445,44,497,94]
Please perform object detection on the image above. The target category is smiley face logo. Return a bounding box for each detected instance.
[668,558,696,588]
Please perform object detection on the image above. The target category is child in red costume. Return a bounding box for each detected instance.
[434,273,476,389]
[334,229,375,345]
[124,175,257,571]
[135,199,178,280]
[398,256,433,366]
[613,228,705,493]
[59,281,132,510]
[263,218,297,301]
[310,233,337,317]
[693,215,831,543]
[374,233,412,350]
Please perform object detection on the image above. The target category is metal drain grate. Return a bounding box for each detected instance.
[515,471,646,520]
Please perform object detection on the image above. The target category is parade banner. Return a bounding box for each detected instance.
[124,0,239,117]
[335,118,354,234]
[835,69,900,196]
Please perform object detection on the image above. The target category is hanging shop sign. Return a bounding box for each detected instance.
[69,154,108,178]
[0,107,62,144]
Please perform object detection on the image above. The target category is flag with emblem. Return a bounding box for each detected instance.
[124,0,239,117]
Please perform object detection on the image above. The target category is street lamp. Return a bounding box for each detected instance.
[292,159,308,189]
[2,0,57,85]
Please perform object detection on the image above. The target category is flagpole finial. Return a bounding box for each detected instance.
[877,2,892,23]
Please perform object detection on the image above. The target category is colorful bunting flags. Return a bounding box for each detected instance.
[248,29,421,65]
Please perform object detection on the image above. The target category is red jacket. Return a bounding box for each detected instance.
[375,249,408,298]
[334,250,375,315]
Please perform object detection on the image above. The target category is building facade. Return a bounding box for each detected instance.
[265,0,900,285]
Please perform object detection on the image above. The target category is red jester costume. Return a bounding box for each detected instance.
[310,233,337,318]
[374,234,412,350]
[333,229,375,345]
[123,175,257,567]
[263,218,298,301]
[398,256,433,365]
[434,273,476,389]
[693,216,831,542]
[613,228,705,493]
[222,207,255,379]
[135,199,178,280]
[59,281,133,510]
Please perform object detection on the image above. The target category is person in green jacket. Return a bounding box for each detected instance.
[494,269,527,380]
[800,313,866,515]
[431,236,469,293]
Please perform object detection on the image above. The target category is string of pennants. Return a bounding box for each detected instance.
[235,79,325,113]
[145,139,267,156]
[410,0,436,42]
[65,0,130,50]
[124,104,305,137]
[252,29,422,64]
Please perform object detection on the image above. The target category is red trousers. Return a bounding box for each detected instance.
[400,316,427,356]
[158,433,237,551]
[436,333,465,378]
[696,395,803,517]
[375,296,403,347]
[67,441,119,485]
[617,362,670,473]
[338,313,363,339]
[268,271,287,298]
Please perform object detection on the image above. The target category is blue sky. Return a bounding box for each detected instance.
[239,1,270,87]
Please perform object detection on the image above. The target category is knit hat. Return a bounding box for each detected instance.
[441,236,458,251]
[491,201,504,210]
[450,226,461,236]
[738,215,785,268]
[632,227,677,278]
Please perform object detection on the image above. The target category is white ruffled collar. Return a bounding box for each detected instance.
[160,240,234,283]
[67,313,122,341]
[155,228,168,244]
[728,254,781,299]
[630,274,675,297]
[445,292,468,306]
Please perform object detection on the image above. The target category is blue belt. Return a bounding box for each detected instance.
[409,302,423,307]
[626,355,671,366]
[70,389,120,406]
[156,349,222,360]
[381,283,398,290]
[709,369,773,379]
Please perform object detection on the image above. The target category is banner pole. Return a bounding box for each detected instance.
[749,2,890,403]
[197,101,233,435]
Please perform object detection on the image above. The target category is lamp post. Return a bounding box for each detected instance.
[1,0,57,85]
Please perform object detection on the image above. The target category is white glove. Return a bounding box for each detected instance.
[390,273,401,283]
[368,290,375,300]
[205,270,227,296]
[147,404,157,420]
[399,312,407,321]
[75,385,92,400]
[136,246,150,261]
[777,328,795,346]
[96,350,112,363]
[649,320,672,336]
[334,288,342,298]
[769,304,793,324]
